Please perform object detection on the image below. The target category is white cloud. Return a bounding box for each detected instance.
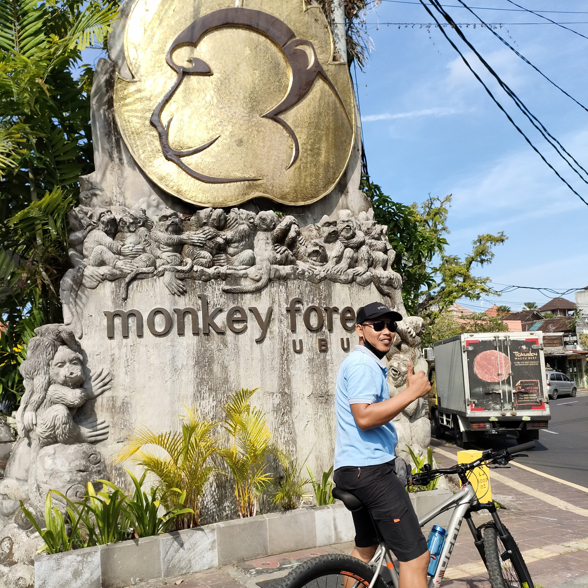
[361,107,458,123]
[449,125,588,218]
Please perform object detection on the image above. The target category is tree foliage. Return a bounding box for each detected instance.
[0,0,119,411]
[362,175,507,324]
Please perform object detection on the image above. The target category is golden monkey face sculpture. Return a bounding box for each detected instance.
[114,0,355,208]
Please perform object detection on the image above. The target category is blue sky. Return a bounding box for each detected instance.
[354,0,588,312]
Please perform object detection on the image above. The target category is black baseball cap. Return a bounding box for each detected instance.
[356,302,403,324]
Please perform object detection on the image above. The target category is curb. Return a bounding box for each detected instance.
[34,491,453,588]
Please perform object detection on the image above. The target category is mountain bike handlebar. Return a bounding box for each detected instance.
[411,441,535,487]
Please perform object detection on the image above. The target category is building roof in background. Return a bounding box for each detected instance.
[503,310,543,322]
[448,303,473,316]
[485,305,499,317]
[526,317,574,333]
[539,297,576,312]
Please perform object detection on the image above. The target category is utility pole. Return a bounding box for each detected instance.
[331,0,347,63]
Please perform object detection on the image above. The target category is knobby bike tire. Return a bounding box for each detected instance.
[279,554,388,588]
[483,524,534,588]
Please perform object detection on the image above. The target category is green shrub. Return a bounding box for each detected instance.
[124,469,193,538]
[271,451,310,511]
[20,493,85,554]
[404,446,439,493]
[307,466,335,506]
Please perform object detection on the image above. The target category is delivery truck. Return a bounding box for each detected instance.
[431,332,551,447]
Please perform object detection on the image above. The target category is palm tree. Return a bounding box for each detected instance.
[218,388,274,518]
[0,0,119,411]
[523,302,538,310]
[116,406,218,528]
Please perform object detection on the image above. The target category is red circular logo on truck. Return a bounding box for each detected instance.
[473,350,510,383]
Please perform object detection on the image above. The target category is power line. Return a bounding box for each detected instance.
[363,22,588,26]
[505,0,588,41]
[380,1,588,14]
[416,0,588,207]
[488,283,585,297]
[429,1,588,189]
[453,0,588,113]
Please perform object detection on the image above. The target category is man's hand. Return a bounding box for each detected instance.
[406,363,431,399]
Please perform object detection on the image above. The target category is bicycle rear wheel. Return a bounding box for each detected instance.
[483,524,534,588]
[279,554,388,588]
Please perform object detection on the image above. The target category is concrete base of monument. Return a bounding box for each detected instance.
[33,492,452,588]
[73,277,403,520]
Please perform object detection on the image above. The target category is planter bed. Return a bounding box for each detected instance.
[34,490,453,588]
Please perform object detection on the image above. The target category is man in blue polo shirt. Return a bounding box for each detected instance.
[334,302,431,588]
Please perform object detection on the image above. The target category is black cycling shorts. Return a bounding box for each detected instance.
[333,460,428,562]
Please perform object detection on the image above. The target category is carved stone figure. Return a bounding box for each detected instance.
[182,208,227,268]
[224,208,256,268]
[0,328,111,583]
[115,212,157,299]
[386,333,431,461]
[0,327,111,519]
[82,208,137,281]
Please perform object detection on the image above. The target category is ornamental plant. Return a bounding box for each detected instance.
[404,446,440,493]
[218,388,274,518]
[116,406,218,528]
[308,466,335,506]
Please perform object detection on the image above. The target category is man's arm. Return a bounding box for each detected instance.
[351,364,430,430]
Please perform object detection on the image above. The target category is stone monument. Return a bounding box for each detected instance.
[0,1,430,583]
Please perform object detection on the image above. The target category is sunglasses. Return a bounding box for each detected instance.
[362,320,397,333]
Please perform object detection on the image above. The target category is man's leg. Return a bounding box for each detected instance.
[350,544,377,564]
[398,550,429,588]
[346,544,378,588]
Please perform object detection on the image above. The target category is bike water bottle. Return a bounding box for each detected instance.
[427,525,447,576]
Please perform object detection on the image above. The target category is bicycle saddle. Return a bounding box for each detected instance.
[332,487,364,512]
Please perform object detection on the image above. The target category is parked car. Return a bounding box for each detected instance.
[546,371,576,400]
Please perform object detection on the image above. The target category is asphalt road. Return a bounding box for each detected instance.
[453,391,588,488]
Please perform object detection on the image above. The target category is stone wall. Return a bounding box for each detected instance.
[75,277,394,519]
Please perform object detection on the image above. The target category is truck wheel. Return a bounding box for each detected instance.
[432,410,444,440]
[551,389,558,400]
[519,431,539,443]
[453,416,469,448]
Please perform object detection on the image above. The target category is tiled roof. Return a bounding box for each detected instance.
[526,317,574,333]
[539,297,576,312]
[503,310,543,322]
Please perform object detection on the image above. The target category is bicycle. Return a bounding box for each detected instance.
[280,441,536,588]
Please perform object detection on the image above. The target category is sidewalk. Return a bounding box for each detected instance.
[132,442,588,588]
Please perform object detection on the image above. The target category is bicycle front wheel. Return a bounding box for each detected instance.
[280,554,388,588]
[483,524,533,588]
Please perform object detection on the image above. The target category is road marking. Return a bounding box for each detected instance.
[509,460,588,493]
[445,536,588,580]
[434,447,588,516]
[541,429,559,434]
[558,401,578,405]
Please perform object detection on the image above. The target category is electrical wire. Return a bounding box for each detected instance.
[454,0,588,114]
[417,0,588,206]
[488,284,585,297]
[505,0,588,42]
[380,1,588,14]
[359,22,588,27]
[428,0,588,189]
